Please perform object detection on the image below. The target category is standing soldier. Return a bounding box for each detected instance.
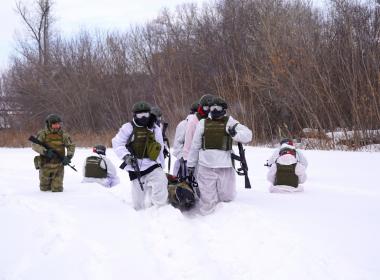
[31,114,75,192]
[187,97,252,215]
[112,101,168,210]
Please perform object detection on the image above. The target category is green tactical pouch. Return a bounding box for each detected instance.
[146,141,161,161]
[34,156,41,170]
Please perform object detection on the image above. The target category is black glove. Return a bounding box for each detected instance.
[44,149,55,159]
[187,167,195,178]
[163,147,170,158]
[228,123,238,137]
[123,154,134,166]
[62,156,71,166]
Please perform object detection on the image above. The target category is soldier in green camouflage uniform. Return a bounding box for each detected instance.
[31,114,75,192]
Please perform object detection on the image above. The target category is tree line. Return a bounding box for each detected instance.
[1,0,380,146]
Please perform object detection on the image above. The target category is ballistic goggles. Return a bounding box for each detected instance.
[210,105,223,111]
[135,112,150,118]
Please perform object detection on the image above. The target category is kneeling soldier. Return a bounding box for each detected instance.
[82,145,120,188]
[187,96,252,215]
[267,144,307,193]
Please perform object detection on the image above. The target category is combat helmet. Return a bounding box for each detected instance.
[150,106,162,118]
[199,94,215,107]
[211,96,228,109]
[93,144,106,155]
[45,114,62,127]
[132,101,151,113]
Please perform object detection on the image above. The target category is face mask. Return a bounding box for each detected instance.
[210,109,225,119]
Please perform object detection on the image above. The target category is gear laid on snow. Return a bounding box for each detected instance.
[167,174,196,211]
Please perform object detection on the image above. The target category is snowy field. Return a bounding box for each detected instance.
[0,147,379,280]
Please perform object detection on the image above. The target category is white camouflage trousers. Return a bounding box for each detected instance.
[197,165,236,215]
[131,167,168,210]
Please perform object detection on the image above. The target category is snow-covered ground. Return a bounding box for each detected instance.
[1,147,379,280]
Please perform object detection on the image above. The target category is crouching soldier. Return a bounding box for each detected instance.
[82,145,120,188]
[187,96,252,215]
[31,114,75,192]
[266,138,308,168]
[267,144,307,193]
[112,101,168,210]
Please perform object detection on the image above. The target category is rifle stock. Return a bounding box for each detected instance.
[28,135,77,172]
[232,143,251,189]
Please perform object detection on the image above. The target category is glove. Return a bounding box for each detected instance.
[123,154,134,166]
[163,147,170,158]
[228,123,238,137]
[62,156,71,166]
[187,167,195,178]
[44,149,55,159]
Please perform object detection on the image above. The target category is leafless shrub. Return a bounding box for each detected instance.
[1,0,379,149]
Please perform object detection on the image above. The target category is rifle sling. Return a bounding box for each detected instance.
[128,164,160,181]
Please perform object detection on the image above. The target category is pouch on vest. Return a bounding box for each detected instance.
[34,156,41,170]
[146,140,161,161]
[85,156,107,178]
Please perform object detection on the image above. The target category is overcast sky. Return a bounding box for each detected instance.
[0,0,326,71]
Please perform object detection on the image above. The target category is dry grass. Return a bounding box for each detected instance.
[0,129,117,148]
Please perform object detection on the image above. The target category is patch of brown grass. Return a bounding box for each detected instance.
[0,129,117,148]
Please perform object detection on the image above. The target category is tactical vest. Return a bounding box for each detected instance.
[85,156,107,178]
[202,116,232,151]
[274,163,299,188]
[130,125,161,161]
[44,132,65,163]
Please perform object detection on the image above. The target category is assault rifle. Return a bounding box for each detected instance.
[28,135,77,172]
[162,122,171,172]
[119,146,144,191]
[231,143,251,189]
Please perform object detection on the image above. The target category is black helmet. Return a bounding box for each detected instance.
[199,94,215,107]
[93,145,106,155]
[150,106,162,118]
[132,101,151,113]
[45,114,62,127]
